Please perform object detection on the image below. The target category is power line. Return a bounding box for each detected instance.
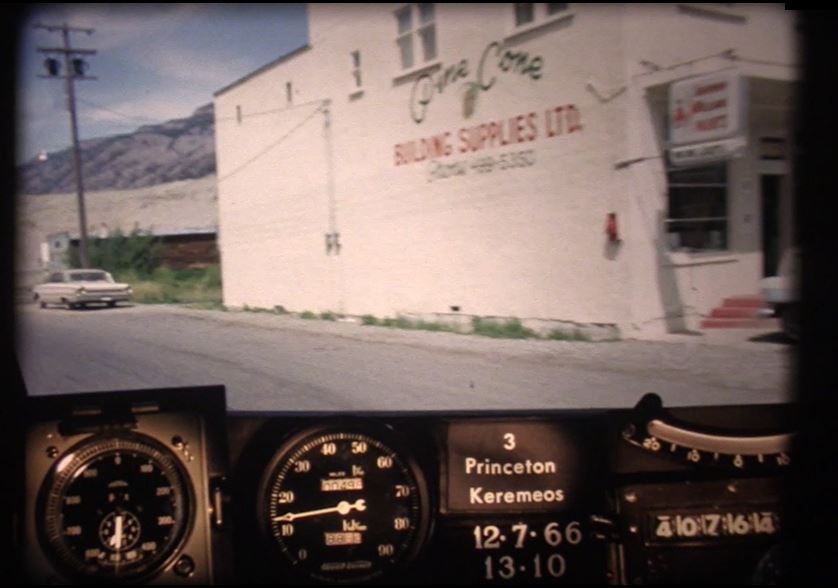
[633,49,800,80]
[77,96,323,127]
[215,98,328,123]
[218,102,327,184]
[76,97,164,125]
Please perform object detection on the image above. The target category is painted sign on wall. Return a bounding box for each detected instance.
[410,41,544,124]
[668,70,747,146]
[394,104,582,167]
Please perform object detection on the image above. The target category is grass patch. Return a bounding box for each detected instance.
[381,316,412,329]
[361,314,378,326]
[185,300,226,311]
[547,329,590,342]
[239,306,337,321]
[115,265,222,305]
[410,319,459,333]
[233,305,603,343]
[241,304,291,315]
[361,314,459,333]
[472,317,537,339]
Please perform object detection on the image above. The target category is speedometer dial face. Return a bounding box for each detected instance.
[38,434,192,582]
[259,428,429,583]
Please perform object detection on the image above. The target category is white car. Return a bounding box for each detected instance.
[32,269,133,309]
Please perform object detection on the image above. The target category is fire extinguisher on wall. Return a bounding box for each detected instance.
[605,212,621,243]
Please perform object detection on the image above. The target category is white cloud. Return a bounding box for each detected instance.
[27,5,267,93]
[16,4,306,164]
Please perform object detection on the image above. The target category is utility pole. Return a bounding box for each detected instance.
[36,22,96,268]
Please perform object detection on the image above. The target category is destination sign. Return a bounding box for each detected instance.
[445,421,597,514]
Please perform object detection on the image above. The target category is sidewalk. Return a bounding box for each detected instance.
[629,326,792,349]
[17,300,793,352]
[124,304,792,366]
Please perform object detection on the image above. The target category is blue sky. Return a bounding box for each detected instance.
[16,4,309,164]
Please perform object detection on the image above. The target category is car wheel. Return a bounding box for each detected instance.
[107,301,117,308]
[40,300,47,309]
[781,303,799,342]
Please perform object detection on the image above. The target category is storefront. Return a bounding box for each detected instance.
[214,3,798,337]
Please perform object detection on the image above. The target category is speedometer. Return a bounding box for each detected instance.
[258,426,430,583]
[37,433,193,582]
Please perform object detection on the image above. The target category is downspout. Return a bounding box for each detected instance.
[322,101,344,314]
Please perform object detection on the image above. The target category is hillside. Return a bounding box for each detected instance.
[18,104,216,195]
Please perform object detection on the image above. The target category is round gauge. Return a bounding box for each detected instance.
[258,427,430,583]
[37,433,193,582]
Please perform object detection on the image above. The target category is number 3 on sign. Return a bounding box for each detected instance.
[503,433,516,451]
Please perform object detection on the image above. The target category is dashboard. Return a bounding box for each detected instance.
[17,386,794,584]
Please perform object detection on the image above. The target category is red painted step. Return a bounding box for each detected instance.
[711,307,763,319]
[702,295,776,329]
[722,296,769,309]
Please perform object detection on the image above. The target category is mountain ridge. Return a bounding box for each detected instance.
[19,103,216,195]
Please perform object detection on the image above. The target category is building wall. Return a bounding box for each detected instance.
[216,4,628,322]
[215,4,798,335]
[618,4,797,334]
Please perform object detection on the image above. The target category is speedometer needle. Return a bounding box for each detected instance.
[273,499,367,522]
[109,514,124,550]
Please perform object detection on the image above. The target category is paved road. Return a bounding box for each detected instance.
[16,304,793,412]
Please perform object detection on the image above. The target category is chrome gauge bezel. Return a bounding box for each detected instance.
[36,431,195,583]
[256,423,431,583]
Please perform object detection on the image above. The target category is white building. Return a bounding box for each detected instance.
[213,3,798,338]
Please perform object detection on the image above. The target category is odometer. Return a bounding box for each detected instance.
[258,427,429,583]
[37,433,193,582]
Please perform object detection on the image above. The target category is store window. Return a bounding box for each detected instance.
[351,50,362,89]
[547,3,569,15]
[666,164,728,251]
[514,3,569,28]
[515,3,535,26]
[395,3,437,70]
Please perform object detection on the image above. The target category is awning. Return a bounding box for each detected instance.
[668,136,747,167]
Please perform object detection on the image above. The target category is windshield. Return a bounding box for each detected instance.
[14,4,798,412]
[67,271,110,282]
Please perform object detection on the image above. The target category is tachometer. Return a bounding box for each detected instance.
[37,433,193,582]
[258,426,430,583]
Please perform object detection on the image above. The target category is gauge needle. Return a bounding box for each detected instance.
[274,499,367,522]
[109,514,123,550]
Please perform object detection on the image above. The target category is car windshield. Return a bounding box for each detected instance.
[14,4,797,413]
[67,271,109,282]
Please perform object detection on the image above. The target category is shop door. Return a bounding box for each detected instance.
[760,174,782,277]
